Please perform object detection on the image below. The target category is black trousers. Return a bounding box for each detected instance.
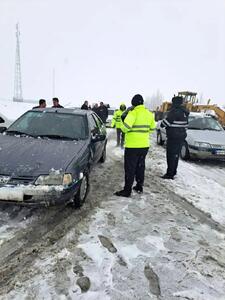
[116,128,124,147]
[166,138,184,177]
[124,147,149,192]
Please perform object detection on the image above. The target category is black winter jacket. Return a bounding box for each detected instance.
[161,105,189,140]
[81,104,89,110]
[96,105,108,123]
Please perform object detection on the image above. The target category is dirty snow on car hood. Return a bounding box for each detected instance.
[0,135,87,176]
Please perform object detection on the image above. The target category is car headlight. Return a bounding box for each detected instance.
[35,173,73,186]
[194,142,211,149]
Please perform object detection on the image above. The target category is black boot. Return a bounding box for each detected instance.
[114,189,131,197]
[133,185,143,193]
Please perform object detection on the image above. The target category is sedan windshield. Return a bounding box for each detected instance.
[7,111,88,140]
[188,116,223,131]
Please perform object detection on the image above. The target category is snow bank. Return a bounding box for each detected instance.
[0,99,33,124]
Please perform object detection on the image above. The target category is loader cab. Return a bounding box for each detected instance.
[178,91,197,104]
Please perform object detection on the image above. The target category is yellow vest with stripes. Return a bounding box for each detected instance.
[121,105,156,148]
[111,109,124,129]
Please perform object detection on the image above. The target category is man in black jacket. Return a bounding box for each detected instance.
[81,101,89,110]
[161,96,189,179]
[52,98,64,108]
[33,99,46,109]
[96,102,108,123]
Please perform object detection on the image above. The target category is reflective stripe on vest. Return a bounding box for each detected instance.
[124,122,151,131]
[162,119,188,128]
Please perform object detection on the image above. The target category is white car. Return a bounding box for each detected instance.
[106,107,116,128]
[157,112,225,160]
[0,113,12,133]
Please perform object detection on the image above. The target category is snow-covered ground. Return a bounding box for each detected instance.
[0,99,33,126]
[0,96,225,299]
[0,130,225,299]
[149,141,225,227]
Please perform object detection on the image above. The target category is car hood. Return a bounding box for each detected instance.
[188,129,225,145]
[0,135,87,176]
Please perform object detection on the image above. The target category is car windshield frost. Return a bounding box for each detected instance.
[6,111,88,140]
[188,117,223,131]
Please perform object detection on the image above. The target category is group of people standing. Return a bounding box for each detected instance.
[33,98,64,109]
[111,94,189,198]
[33,94,189,198]
[81,101,109,123]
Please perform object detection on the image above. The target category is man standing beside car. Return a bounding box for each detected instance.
[160,96,189,179]
[52,97,64,108]
[96,102,108,123]
[33,99,46,109]
[114,94,156,197]
[81,100,89,110]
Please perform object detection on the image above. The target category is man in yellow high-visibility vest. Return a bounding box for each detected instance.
[111,103,126,148]
[114,94,156,197]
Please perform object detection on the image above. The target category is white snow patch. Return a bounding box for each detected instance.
[144,235,167,251]
[119,243,150,261]
[151,143,225,225]
[0,99,32,124]
[77,240,107,268]
[173,289,225,300]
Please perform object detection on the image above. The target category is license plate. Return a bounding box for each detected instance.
[0,187,24,201]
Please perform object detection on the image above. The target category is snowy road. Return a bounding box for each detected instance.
[0,130,225,299]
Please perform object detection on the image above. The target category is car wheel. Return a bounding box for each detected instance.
[180,142,190,160]
[99,145,106,163]
[73,173,89,208]
[157,131,164,146]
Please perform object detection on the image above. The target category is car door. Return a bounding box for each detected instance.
[89,114,104,163]
[92,113,107,160]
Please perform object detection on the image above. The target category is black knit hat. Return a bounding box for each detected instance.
[131,94,144,106]
[172,96,183,106]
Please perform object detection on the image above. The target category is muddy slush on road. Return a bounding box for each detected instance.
[1,130,225,299]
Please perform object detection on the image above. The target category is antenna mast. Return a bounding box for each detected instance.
[13,23,23,102]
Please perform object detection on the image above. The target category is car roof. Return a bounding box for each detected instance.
[30,108,94,116]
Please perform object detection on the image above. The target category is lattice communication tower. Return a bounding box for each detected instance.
[13,23,23,102]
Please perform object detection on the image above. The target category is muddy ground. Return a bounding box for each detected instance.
[0,132,225,299]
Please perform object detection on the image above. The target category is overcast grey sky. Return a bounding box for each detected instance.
[0,0,225,107]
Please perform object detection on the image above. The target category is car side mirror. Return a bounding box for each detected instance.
[91,134,105,142]
[0,127,7,133]
[0,117,5,124]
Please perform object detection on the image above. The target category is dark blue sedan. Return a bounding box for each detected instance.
[0,108,107,207]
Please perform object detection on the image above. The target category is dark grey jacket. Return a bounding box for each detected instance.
[161,105,189,140]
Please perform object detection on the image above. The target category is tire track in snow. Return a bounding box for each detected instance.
[0,130,117,295]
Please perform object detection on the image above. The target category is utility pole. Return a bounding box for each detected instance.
[13,23,23,102]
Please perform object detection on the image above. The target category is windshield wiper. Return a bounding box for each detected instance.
[37,134,78,140]
[6,130,35,137]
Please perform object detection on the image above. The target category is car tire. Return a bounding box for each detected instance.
[99,144,106,163]
[180,142,190,160]
[73,172,89,208]
[157,131,164,146]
